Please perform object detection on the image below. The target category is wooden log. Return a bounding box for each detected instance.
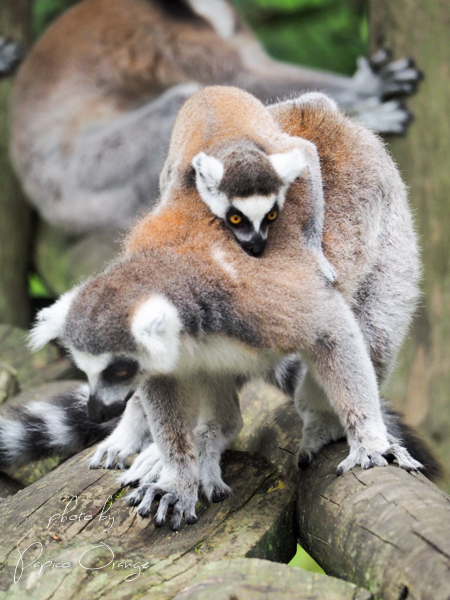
[0,447,298,599]
[172,557,372,600]
[295,443,450,600]
[237,385,450,600]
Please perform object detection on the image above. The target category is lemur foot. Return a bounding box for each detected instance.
[119,443,163,487]
[201,478,232,503]
[353,98,412,134]
[368,49,423,99]
[89,431,151,470]
[127,469,199,530]
[296,450,316,470]
[336,442,423,475]
[0,38,22,77]
[354,50,423,101]
[352,49,422,133]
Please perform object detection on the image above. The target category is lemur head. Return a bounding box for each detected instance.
[192,141,307,257]
[29,281,183,424]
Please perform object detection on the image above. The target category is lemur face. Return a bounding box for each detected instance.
[192,146,306,257]
[224,197,279,257]
[70,349,142,423]
[29,293,183,423]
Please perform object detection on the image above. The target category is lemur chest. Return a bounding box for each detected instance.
[177,334,282,376]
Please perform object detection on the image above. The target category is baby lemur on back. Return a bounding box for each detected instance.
[0,88,437,531]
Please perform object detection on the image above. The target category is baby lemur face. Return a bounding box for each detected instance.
[192,143,306,257]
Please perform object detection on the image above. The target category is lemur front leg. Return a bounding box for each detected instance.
[126,377,199,531]
[302,293,423,474]
[193,375,243,503]
[89,392,152,470]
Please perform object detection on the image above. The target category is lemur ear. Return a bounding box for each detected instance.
[269,148,308,186]
[192,152,228,218]
[29,288,78,351]
[131,296,182,374]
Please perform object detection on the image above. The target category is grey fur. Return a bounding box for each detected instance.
[6,90,437,528]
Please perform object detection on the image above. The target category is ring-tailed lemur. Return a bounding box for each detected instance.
[10,0,422,233]
[160,86,336,279]
[1,90,439,530]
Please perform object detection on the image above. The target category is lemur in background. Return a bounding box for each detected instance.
[0,89,439,530]
[10,0,422,233]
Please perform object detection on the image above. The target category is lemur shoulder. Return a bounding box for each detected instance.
[1,90,438,531]
[10,0,422,233]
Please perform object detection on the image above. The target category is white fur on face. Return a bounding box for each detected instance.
[232,195,276,232]
[192,152,229,218]
[71,349,111,388]
[131,295,182,374]
[188,0,235,39]
[29,287,79,352]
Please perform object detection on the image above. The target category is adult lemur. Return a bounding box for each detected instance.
[0,88,438,530]
[10,0,422,233]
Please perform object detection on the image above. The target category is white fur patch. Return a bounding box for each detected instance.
[0,419,28,463]
[269,148,307,194]
[27,401,73,448]
[192,152,229,218]
[131,296,182,374]
[293,92,338,113]
[29,287,79,352]
[232,195,276,231]
[211,247,238,279]
[188,0,235,39]
[70,350,111,386]
[179,334,280,376]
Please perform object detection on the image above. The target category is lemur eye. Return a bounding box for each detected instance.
[103,359,139,383]
[229,214,242,225]
[267,210,278,221]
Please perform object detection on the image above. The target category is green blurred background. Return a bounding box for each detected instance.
[30,0,368,573]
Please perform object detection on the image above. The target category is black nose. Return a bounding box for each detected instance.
[242,238,266,257]
[87,393,133,423]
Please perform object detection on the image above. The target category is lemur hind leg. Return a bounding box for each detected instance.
[193,375,243,503]
[294,376,345,469]
[89,393,152,470]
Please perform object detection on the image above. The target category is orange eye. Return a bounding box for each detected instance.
[229,214,242,225]
[267,210,278,221]
[116,370,129,378]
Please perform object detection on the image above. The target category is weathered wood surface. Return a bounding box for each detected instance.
[0,325,80,392]
[296,443,450,600]
[237,388,450,600]
[172,558,372,600]
[0,446,299,599]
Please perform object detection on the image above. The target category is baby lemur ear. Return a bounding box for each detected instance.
[131,296,182,374]
[29,288,79,351]
[192,152,227,217]
[269,147,308,188]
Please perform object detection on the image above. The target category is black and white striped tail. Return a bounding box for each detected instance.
[0,384,114,469]
[382,405,442,481]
